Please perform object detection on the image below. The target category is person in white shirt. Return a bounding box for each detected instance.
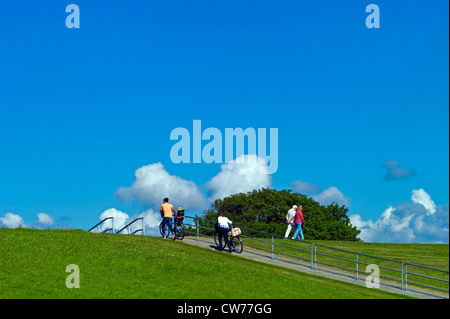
[284,205,297,238]
[217,212,233,253]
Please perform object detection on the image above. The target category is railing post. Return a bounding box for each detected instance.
[405,263,408,291]
[356,253,359,280]
[112,218,114,234]
[314,244,317,270]
[142,218,145,236]
[401,261,403,290]
[271,236,274,260]
[196,218,199,241]
[310,243,313,269]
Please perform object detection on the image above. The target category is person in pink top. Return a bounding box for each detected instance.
[292,205,305,240]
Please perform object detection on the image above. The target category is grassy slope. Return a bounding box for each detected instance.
[240,236,449,293]
[0,228,416,299]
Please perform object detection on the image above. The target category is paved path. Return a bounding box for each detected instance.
[182,236,448,299]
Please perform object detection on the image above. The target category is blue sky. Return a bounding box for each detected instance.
[0,1,448,242]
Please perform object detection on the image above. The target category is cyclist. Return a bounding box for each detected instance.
[217,212,232,253]
[160,197,176,240]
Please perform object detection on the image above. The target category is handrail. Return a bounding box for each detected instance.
[85,214,448,296]
[184,215,314,268]
[314,244,404,288]
[116,217,144,235]
[405,262,449,293]
[183,215,448,296]
[88,217,114,233]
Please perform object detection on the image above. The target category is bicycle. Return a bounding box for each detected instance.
[159,216,185,240]
[214,225,243,253]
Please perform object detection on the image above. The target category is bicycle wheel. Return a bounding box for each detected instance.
[175,225,185,240]
[230,237,243,253]
[159,222,170,237]
[214,232,227,250]
[214,232,220,247]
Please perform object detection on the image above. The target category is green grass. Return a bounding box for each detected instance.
[0,228,416,299]
[239,235,449,293]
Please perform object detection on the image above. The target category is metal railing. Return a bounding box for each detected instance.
[116,217,145,235]
[239,225,313,269]
[87,217,114,233]
[87,214,448,296]
[182,215,448,295]
[314,243,404,290]
[405,262,449,293]
[183,215,322,270]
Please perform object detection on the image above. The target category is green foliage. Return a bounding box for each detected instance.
[202,188,361,241]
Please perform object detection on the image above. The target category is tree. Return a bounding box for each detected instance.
[201,188,361,241]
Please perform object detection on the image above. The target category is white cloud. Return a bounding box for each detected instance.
[139,209,161,229]
[0,212,25,228]
[115,162,208,210]
[207,154,272,201]
[37,213,54,226]
[312,186,350,207]
[411,188,437,215]
[350,189,449,243]
[136,209,163,236]
[115,155,273,215]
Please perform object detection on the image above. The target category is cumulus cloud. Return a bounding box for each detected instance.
[0,212,56,229]
[37,213,54,226]
[411,188,436,215]
[0,212,25,228]
[350,189,449,243]
[115,162,208,210]
[382,161,415,180]
[116,156,273,210]
[312,186,350,207]
[139,209,161,229]
[136,209,163,236]
[207,154,272,201]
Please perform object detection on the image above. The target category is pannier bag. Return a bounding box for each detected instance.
[231,227,242,237]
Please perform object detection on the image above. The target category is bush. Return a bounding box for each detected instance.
[201,188,361,241]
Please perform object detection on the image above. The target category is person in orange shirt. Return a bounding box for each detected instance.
[160,197,176,239]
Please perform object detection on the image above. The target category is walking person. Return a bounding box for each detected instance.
[217,212,233,253]
[292,205,305,240]
[160,197,176,240]
[284,205,297,238]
